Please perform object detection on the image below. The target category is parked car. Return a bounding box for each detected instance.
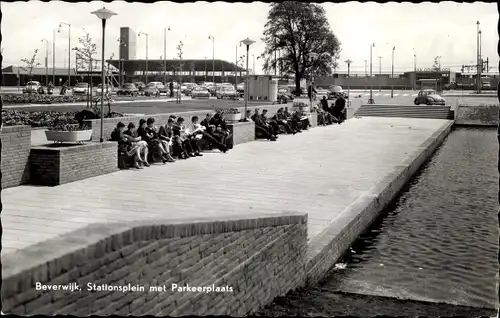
[236,83,245,97]
[482,82,493,90]
[414,89,446,105]
[73,82,90,95]
[147,82,165,94]
[277,87,294,102]
[143,83,160,96]
[181,83,197,96]
[191,87,211,99]
[116,83,139,96]
[23,81,44,94]
[216,86,239,100]
[96,84,114,95]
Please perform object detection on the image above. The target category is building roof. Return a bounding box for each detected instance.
[106,59,245,72]
[2,65,78,76]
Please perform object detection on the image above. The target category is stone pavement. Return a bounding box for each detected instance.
[1,116,452,256]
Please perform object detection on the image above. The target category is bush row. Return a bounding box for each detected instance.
[2,109,124,128]
[1,93,90,105]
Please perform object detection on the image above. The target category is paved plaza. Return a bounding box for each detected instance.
[2,116,452,256]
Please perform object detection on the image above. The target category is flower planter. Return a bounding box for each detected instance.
[45,129,93,143]
[225,113,242,122]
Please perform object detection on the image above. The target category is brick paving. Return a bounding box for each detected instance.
[1,116,452,256]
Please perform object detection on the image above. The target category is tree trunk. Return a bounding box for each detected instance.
[295,72,301,96]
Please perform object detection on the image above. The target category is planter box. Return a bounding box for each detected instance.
[45,130,93,143]
[225,113,242,122]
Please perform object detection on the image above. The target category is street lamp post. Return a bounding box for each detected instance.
[58,22,71,86]
[41,39,49,86]
[413,53,417,90]
[138,31,149,84]
[240,37,255,121]
[391,46,395,98]
[204,56,207,81]
[378,56,382,91]
[52,30,56,85]
[91,7,117,143]
[368,43,375,104]
[364,60,368,91]
[208,35,215,84]
[164,26,171,86]
[345,59,352,107]
[476,21,480,94]
[253,54,255,75]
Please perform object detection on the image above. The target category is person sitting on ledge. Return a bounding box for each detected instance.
[188,116,228,153]
[332,95,347,124]
[250,109,277,141]
[137,118,171,163]
[273,108,296,134]
[159,118,189,159]
[200,113,217,149]
[261,109,281,136]
[147,117,175,162]
[174,117,202,157]
[293,109,311,130]
[209,112,234,150]
[283,107,302,133]
[110,122,143,169]
[124,122,150,167]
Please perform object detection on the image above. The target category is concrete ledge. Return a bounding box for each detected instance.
[227,121,255,145]
[455,105,499,126]
[30,142,118,186]
[2,212,308,316]
[304,119,455,286]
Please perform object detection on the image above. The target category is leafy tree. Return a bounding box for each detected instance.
[20,49,41,83]
[176,42,185,103]
[73,29,97,107]
[432,56,440,72]
[260,2,341,95]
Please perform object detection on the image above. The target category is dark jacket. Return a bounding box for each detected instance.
[110,128,129,152]
[209,116,227,131]
[158,125,172,141]
[200,118,214,133]
[124,129,139,139]
[320,99,329,111]
[307,85,317,98]
[332,97,346,115]
[137,127,154,142]
[251,114,266,127]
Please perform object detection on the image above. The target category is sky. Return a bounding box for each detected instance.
[1,1,498,74]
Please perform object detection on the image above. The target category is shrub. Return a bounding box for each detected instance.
[1,93,89,105]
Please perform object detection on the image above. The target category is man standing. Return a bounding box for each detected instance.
[308,82,317,102]
[169,81,174,98]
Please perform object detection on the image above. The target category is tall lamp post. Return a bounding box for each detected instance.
[138,31,149,84]
[364,60,368,91]
[476,21,480,94]
[164,26,171,86]
[91,7,117,143]
[58,22,71,86]
[413,53,417,90]
[368,43,375,104]
[208,35,215,83]
[345,59,352,107]
[204,56,207,81]
[52,30,56,85]
[41,39,49,86]
[240,37,255,121]
[391,46,395,98]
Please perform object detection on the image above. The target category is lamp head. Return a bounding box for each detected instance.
[345,59,352,65]
[91,7,117,20]
[168,26,171,31]
[241,37,255,47]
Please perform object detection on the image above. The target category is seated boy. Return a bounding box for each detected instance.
[110,122,143,169]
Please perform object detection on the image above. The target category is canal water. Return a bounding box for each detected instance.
[260,127,498,316]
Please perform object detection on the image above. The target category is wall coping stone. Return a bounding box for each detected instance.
[1,125,32,133]
[31,141,116,154]
[2,212,307,282]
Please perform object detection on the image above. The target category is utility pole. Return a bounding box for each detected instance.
[391,47,395,98]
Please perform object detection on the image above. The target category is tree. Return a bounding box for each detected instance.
[73,29,97,107]
[260,2,341,95]
[432,56,440,72]
[20,49,41,83]
[176,41,185,103]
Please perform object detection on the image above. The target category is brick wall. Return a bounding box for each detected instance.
[30,141,118,186]
[227,122,255,145]
[2,212,308,316]
[1,125,31,189]
[455,105,499,126]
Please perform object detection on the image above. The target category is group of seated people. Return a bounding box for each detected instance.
[247,107,311,141]
[110,112,234,169]
[315,95,347,126]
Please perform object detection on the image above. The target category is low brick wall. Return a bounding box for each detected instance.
[227,121,255,145]
[1,125,31,189]
[455,105,499,126]
[30,142,118,186]
[84,104,295,142]
[2,212,308,316]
